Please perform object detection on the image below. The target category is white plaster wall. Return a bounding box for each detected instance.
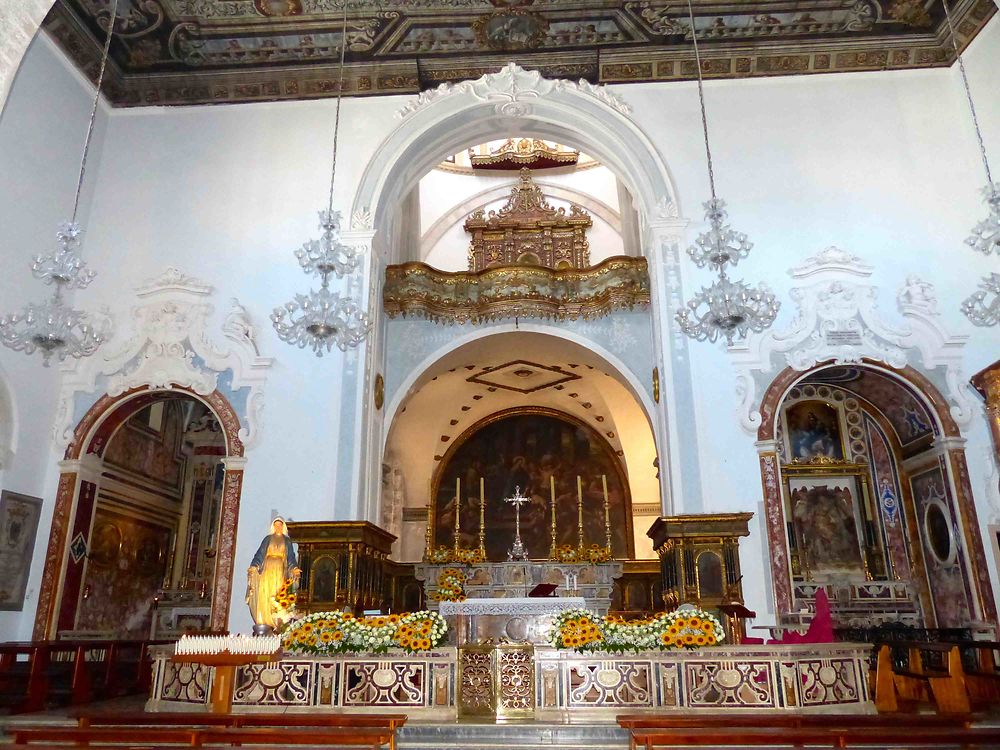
[0,34,109,639]
[0,17,998,631]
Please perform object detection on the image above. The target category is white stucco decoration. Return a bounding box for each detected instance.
[0,362,16,469]
[396,62,631,121]
[53,267,273,448]
[730,247,973,434]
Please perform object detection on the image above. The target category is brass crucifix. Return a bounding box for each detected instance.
[505,485,530,561]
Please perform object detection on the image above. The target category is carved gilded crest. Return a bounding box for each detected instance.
[464,169,592,271]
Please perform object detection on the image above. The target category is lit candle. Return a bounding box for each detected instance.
[602,474,611,554]
[479,476,485,554]
[454,477,461,550]
[577,475,584,549]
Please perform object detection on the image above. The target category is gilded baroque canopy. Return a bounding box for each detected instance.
[464,169,592,271]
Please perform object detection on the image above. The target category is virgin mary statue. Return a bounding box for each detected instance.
[246,517,299,630]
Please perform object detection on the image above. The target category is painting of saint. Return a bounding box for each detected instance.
[434,411,631,561]
[785,401,844,460]
[788,477,864,576]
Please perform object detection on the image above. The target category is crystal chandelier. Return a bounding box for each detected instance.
[941,0,1000,325]
[272,6,369,356]
[0,1,118,366]
[675,0,779,346]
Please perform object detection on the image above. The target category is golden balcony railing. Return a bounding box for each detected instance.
[383,256,650,324]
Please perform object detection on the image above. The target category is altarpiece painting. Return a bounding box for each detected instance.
[785,469,869,579]
[433,410,631,561]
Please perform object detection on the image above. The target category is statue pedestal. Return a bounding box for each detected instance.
[440,596,586,645]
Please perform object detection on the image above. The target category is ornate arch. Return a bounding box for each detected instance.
[34,387,247,640]
[756,361,995,625]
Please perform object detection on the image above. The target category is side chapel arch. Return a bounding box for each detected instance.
[33,385,246,639]
[757,361,995,626]
[733,247,995,625]
[32,266,270,639]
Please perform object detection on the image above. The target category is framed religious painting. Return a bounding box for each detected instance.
[781,463,875,581]
[0,490,42,611]
[782,400,845,461]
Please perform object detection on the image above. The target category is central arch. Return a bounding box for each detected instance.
[345,65,687,529]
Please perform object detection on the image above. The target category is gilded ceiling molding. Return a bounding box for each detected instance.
[52,267,274,449]
[730,247,974,435]
[383,256,650,325]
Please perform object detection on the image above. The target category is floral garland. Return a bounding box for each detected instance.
[550,607,724,652]
[271,578,298,627]
[428,567,467,603]
[553,544,613,564]
[426,546,486,565]
[282,610,447,655]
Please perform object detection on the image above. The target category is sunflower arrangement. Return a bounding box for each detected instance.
[428,567,467,603]
[271,578,298,627]
[282,610,447,655]
[426,546,486,565]
[550,607,724,653]
[553,544,613,564]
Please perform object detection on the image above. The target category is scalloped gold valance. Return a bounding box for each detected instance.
[383,256,650,324]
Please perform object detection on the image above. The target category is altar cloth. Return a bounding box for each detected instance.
[439,596,586,616]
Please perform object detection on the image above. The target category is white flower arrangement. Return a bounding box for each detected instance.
[282,610,447,655]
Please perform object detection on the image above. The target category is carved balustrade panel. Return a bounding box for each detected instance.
[384,257,650,324]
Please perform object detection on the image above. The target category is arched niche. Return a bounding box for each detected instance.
[756,361,996,628]
[33,385,246,639]
[0,362,17,470]
[382,329,660,563]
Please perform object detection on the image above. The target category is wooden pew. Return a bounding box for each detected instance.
[882,640,971,714]
[628,726,1000,749]
[0,643,48,714]
[71,710,408,750]
[959,641,1000,710]
[617,712,972,750]
[11,726,393,748]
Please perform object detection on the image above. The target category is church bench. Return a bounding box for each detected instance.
[11,726,394,748]
[196,727,393,748]
[874,641,971,714]
[71,710,408,750]
[628,726,1000,749]
[0,643,49,714]
[10,726,201,746]
[616,713,971,750]
[956,641,1000,710]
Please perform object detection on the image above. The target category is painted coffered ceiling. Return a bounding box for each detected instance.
[42,0,995,107]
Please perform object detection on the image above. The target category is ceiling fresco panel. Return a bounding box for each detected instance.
[40,0,997,106]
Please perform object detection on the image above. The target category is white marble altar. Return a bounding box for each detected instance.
[441,596,587,645]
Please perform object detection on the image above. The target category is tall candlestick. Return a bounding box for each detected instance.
[550,475,557,559]
[424,479,434,560]
[478,477,486,556]
[602,474,611,555]
[577,475,584,549]
[453,477,461,551]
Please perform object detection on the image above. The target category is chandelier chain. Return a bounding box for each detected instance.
[685,0,717,202]
[940,0,993,185]
[327,3,349,220]
[72,0,119,225]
